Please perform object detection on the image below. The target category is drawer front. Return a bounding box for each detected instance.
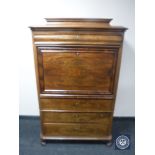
[40,99,113,112]
[38,48,118,94]
[42,123,111,138]
[42,112,112,123]
[34,34,122,42]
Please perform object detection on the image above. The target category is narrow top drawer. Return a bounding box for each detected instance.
[33,34,123,43]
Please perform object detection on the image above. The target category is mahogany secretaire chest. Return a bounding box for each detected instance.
[30,18,127,144]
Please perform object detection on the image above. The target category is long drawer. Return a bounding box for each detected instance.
[41,112,112,123]
[33,34,123,42]
[40,99,113,112]
[42,123,111,138]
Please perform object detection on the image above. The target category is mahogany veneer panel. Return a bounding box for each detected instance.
[40,98,113,112]
[39,49,117,94]
[42,123,111,138]
[41,112,112,123]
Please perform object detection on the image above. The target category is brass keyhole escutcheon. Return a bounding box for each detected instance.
[74,126,80,131]
[100,113,104,117]
[76,35,79,40]
[74,114,79,118]
[76,52,80,56]
[75,102,79,106]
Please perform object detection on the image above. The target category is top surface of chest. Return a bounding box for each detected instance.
[30,18,127,31]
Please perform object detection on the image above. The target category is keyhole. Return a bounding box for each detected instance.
[76,35,79,40]
[76,52,80,56]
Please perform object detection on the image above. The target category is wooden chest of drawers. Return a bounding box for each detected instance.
[30,18,127,143]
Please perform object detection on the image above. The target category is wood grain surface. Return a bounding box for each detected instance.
[30,18,126,142]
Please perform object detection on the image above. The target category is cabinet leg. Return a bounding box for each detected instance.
[41,139,46,146]
[106,140,113,146]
